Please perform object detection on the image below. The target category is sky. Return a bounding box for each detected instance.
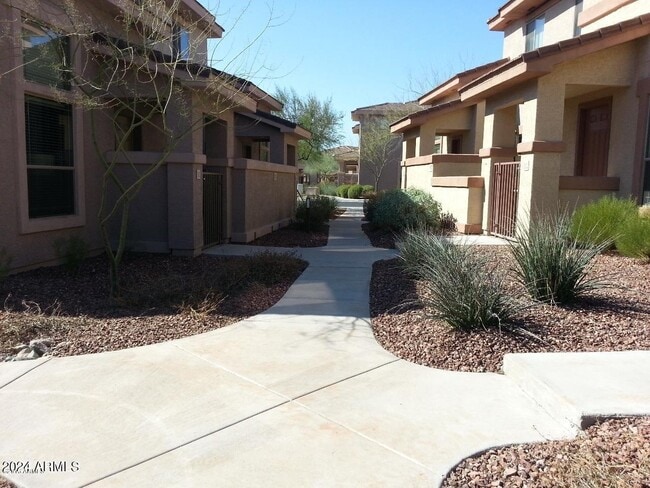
[203,1,506,145]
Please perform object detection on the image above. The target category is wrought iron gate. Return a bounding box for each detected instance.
[489,161,520,238]
[203,173,224,247]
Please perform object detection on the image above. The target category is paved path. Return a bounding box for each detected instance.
[1,200,648,487]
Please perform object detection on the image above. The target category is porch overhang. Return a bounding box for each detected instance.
[390,100,467,134]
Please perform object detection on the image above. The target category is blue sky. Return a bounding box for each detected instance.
[204,1,505,144]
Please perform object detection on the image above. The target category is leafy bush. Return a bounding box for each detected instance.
[615,216,650,259]
[363,191,378,221]
[370,188,441,233]
[318,182,337,196]
[571,196,638,248]
[53,235,89,273]
[0,248,11,283]
[361,185,374,196]
[347,184,364,199]
[397,230,520,330]
[336,184,351,197]
[510,213,610,304]
[295,196,338,229]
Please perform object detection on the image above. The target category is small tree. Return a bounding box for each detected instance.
[13,0,263,295]
[359,110,409,189]
[274,86,342,179]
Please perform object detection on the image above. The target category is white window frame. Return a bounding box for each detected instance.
[525,15,545,52]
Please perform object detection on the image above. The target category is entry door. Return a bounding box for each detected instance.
[576,99,612,176]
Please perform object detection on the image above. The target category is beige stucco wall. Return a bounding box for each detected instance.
[501,0,578,59]
[559,189,618,210]
[430,186,484,228]
[581,0,649,33]
[418,107,475,156]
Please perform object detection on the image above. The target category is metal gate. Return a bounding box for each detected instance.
[489,161,520,238]
[203,173,224,247]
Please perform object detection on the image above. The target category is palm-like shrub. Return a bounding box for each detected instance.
[510,213,610,304]
[397,231,520,330]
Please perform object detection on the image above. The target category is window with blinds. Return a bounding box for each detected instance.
[25,96,75,218]
[22,21,70,90]
[525,16,545,52]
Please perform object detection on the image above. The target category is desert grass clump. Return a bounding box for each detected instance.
[615,216,650,260]
[397,231,520,330]
[510,213,610,304]
[571,196,638,248]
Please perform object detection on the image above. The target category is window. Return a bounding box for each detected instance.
[433,136,442,154]
[525,16,545,52]
[115,110,142,151]
[25,96,75,218]
[574,0,584,37]
[258,141,270,162]
[173,25,190,60]
[22,21,70,90]
[641,106,650,205]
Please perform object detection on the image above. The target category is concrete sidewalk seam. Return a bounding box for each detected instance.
[0,356,52,390]
[80,399,291,488]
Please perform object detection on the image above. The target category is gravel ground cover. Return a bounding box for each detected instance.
[361,223,397,249]
[248,223,329,247]
[443,417,650,487]
[0,252,307,360]
[371,248,650,373]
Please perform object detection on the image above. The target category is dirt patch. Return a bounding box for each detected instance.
[0,252,307,360]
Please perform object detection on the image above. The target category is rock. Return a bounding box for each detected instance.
[504,467,517,477]
[29,338,54,355]
[15,348,40,360]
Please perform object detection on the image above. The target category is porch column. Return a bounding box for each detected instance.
[516,79,566,228]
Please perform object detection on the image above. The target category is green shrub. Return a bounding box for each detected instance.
[571,196,638,248]
[53,235,89,273]
[510,213,610,304]
[615,216,650,259]
[363,191,378,221]
[336,184,351,198]
[361,185,374,196]
[371,188,441,233]
[347,184,364,199]
[295,196,338,229]
[397,230,520,330]
[318,182,337,196]
[0,248,11,283]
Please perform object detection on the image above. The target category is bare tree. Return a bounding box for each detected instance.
[12,0,264,295]
[359,109,410,190]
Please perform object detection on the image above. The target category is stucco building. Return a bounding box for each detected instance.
[392,0,650,237]
[352,101,420,191]
[0,0,309,273]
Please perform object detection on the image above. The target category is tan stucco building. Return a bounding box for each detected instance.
[0,0,309,272]
[392,0,650,237]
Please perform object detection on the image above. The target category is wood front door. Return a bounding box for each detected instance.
[576,99,612,177]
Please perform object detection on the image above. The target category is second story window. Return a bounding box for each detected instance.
[172,25,190,60]
[22,20,70,90]
[525,15,545,52]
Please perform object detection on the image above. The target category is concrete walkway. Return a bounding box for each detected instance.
[1,200,648,488]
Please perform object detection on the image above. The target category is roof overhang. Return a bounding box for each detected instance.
[390,100,468,134]
[240,111,311,139]
[418,59,508,106]
[463,14,650,102]
[488,0,550,31]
